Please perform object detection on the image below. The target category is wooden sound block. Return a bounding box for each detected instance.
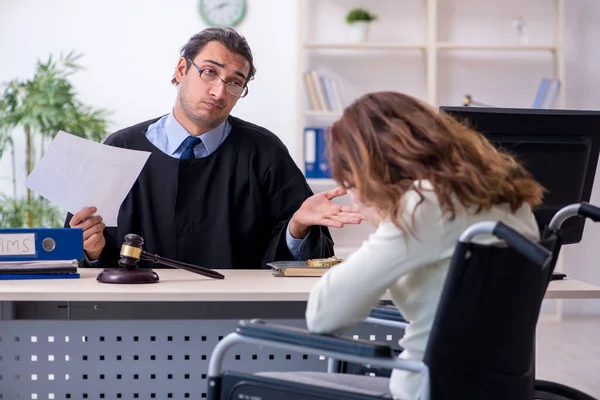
[96,268,159,284]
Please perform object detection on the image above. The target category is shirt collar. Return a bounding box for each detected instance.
[165,111,228,156]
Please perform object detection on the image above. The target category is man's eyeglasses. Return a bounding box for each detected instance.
[187,59,248,98]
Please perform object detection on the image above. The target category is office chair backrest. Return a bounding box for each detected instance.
[423,232,554,400]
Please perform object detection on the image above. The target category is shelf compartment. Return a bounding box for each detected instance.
[303,42,426,51]
[437,43,558,52]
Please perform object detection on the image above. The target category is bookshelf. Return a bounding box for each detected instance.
[296,0,567,257]
[298,0,565,184]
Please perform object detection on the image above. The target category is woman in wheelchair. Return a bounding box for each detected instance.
[305,91,544,400]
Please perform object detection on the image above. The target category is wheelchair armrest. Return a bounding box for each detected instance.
[369,305,407,323]
[236,319,394,359]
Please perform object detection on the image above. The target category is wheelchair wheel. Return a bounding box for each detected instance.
[534,391,575,400]
[534,380,597,400]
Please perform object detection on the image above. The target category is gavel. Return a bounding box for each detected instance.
[96,233,225,284]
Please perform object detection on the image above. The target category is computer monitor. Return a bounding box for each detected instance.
[439,106,600,245]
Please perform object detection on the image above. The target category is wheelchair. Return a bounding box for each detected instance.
[206,203,600,400]
[345,201,600,399]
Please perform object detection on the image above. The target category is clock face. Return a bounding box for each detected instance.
[199,0,247,27]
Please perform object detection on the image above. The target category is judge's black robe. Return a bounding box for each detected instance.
[65,115,335,270]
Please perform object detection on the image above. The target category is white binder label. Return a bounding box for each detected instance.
[0,233,35,255]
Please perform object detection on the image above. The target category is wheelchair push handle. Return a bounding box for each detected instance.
[548,202,600,231]
[460,221,552,268]
[578,203,600,222]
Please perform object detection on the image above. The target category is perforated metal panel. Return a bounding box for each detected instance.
[0,305,401,399]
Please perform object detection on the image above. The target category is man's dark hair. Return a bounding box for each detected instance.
[171,27,256,85]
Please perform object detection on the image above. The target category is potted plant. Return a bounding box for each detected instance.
[345,7,377,42]
[0,52,110,228]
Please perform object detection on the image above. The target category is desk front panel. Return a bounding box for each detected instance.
[1,269,599,398]
[0,301,401,399]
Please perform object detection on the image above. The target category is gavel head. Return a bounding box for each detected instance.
[118,233,145,269]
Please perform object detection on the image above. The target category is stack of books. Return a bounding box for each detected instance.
[268,257,343,277]
[0,259,80,280]
[532,77,561,108]
[303,70,343,112]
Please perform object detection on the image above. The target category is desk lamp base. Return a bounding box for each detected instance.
[96,268,159,284]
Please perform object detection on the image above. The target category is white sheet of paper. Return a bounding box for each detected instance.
[24,131,151,226]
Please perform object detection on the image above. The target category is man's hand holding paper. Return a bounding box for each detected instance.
[68,206,105,261]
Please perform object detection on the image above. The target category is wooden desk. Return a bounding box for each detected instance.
[0,268,599,302]
[0,269,598,399]
[544,278,600,299]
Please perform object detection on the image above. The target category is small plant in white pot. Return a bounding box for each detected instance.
[346,7,377,42]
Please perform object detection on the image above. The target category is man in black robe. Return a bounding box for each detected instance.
[65,27,362,270]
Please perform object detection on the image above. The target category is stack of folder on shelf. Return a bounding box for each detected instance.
[304,126,332,179]
[0,228,83,280]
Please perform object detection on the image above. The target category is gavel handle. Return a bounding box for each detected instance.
[140,252,225,280]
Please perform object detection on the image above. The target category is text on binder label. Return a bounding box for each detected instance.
[0,233,35,255]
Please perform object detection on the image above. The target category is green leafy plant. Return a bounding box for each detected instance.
[0,51,110,228]
[345,7,377,24]
[0,194,64,228]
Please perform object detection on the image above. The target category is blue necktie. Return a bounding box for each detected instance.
[180,136,202,160]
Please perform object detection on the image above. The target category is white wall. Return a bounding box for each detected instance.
[2,0,600,314]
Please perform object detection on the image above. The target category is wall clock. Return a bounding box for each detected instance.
[199,0,247,28]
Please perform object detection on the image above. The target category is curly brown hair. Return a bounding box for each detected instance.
[327,91,544,232]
